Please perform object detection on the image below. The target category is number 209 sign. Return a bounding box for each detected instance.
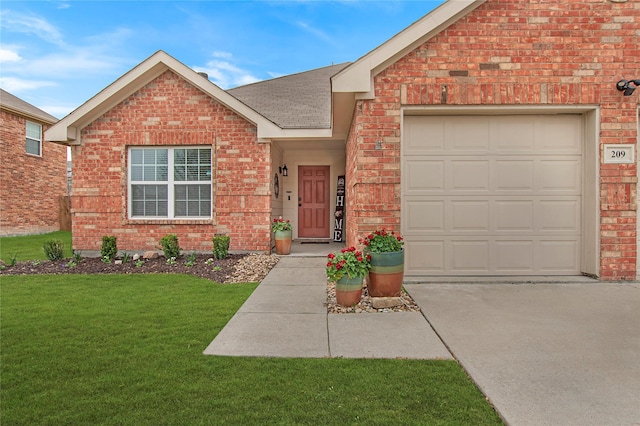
[603,144,635,164]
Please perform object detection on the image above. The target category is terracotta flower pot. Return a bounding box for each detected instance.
[367,250,404,297]
[274,229,292,255]
[335,275,364,307]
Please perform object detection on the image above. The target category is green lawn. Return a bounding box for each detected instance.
[1,274,503,425]
[0,231,73,262]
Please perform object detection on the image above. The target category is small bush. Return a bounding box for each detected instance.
[121,251,131,263]
[212,235,230,259]
[160,234,181,259]
[6,253,18,267]
[43,240,64,261]
[101,236,118,263]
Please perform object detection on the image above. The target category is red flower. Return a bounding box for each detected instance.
[327,253,335,259]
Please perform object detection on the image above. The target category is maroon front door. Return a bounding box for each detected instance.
[298,166,330,238]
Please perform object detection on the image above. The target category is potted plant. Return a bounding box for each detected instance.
[326,247,371,307]
[360,228,405,298]
[272,217,292,255]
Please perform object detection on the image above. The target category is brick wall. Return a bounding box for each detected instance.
[347,0,639,280]
[0,110,67,236]
[71,70,271,254]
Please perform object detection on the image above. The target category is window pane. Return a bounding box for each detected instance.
[131,149,143,165]
[131,165,143,181]
[174,184,210,217]
[157,165,168,180]
[26,122,41,140]
[131,184,168,217]
[26,138,41,155]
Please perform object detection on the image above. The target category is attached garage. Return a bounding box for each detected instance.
[402,111,597,277]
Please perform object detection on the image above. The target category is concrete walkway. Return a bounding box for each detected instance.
[204,252,640,426]
[204,256,451,359]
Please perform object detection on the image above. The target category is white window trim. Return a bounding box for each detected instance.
[127,146,212,220]
[26,121,42,157]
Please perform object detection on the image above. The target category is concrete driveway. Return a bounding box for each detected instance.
[405,282,640,426]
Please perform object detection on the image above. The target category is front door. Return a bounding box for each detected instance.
[298,166,330,238]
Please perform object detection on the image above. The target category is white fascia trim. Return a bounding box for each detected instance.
[45,51,280,144]
[258,127,333,140]
[331,0,486,97]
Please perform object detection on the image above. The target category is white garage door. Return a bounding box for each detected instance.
[402,114,583,276]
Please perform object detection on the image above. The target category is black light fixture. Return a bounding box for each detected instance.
[282,164,288,177]
[616,79,640,96]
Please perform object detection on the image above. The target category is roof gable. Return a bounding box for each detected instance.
[45,51,280,144]
[332,0,486,97]
[0,89,58,124]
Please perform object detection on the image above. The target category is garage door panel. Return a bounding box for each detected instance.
[447,116,490,152]
[405,200,445,231]
[495,160,535,191]
[406,240,445,272]
[539,240,580,272]
[540,160,581,192]
[496,201,535,231]
[405,159,444,192]
[495,241,535,272]
[452,201,489,231]
[539,200,581,232]
[537,115,583,153]
[492,116,535,152]
[451,161,490,191]
[402,114,583,276]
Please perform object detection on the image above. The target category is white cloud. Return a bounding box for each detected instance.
[0,76,57,92]
[194,55,260,89]
[0,11,65,46]
[212,51,233,59]
[296,20,337,46]
[0,48,22,62]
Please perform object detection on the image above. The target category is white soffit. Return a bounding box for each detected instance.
[331,0,486,97]
[45,51,281,144]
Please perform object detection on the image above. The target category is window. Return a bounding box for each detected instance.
[128,147,212,219]
[26,121,42,156]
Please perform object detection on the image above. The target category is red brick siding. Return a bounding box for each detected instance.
[71,70,271,253]
[0,110,67,236]
[347,0,639,280]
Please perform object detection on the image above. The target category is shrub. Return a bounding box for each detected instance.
[101,236,118,263]
[212,235,230,259]
[160,234,181,259]
[43,240,65,261]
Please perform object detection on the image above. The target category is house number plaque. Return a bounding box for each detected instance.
[603,144,635,164]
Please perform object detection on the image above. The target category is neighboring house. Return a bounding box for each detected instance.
[46,0,638,280]
[0,89,67,237]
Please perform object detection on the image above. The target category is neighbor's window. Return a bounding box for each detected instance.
[26,121,42,156]
[128,147,212,219]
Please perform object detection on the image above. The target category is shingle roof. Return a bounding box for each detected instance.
[227,62,350,129]
[0,89,58,124]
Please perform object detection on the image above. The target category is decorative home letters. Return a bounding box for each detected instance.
[334,175,345,242]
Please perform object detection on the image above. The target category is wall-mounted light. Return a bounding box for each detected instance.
[282,164,288,176]
[616,79,640,96]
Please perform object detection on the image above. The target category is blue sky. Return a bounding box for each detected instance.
[1,0,444,119]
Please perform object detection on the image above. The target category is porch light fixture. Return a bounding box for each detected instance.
[616,79,640,96]
[282,164,288,176]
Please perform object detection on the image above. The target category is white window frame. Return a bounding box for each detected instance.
[127,146,212,220]
[26,121,42,156]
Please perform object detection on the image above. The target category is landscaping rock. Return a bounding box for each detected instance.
[143,251,159,259]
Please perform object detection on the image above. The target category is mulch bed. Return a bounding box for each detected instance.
[0,254,250,283]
